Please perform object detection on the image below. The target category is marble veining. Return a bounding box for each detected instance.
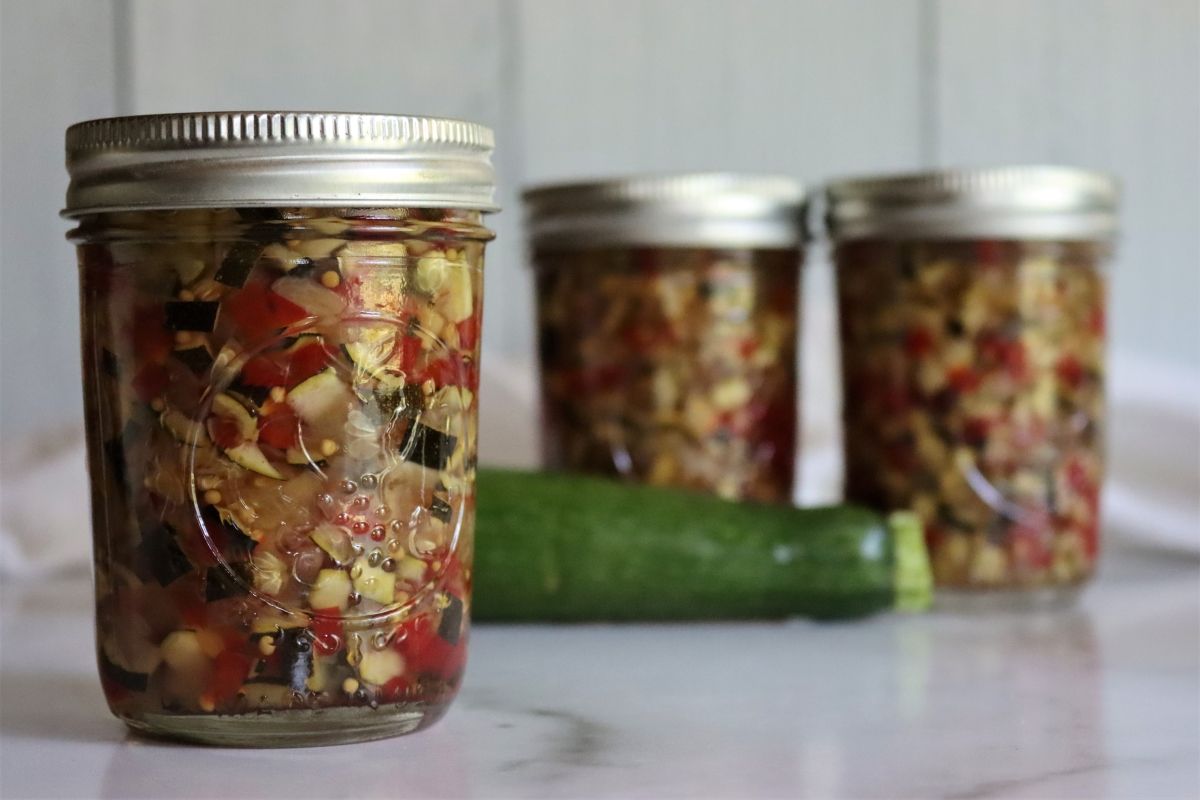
[1,541,1196,799]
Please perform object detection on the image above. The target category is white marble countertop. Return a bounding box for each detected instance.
[2,541,1197,800]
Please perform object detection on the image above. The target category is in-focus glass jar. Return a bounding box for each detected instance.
[826,167,1117,607]
[63,112,497,746]
[525,175,806,502]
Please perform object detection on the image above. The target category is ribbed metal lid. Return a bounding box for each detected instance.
[825,166,1118,240]
[523,173,807,249]
[63,111,498,216]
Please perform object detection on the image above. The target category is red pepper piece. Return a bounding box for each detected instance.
[258,405,300,449]
[974,240,1005,265]
[240,355,289,387]
[207,416,244,450]
[456,316,480,353]
[209,649,252,705]
[170,581,208,628]
[947,365,980,393]
[99,678,132,705]
[400,334,424,375]
[310,608,344,656]
[962,417,991,448]
[130,306,173,365]
[1012,522,1053,571]
[903,327,935,358]
[393,615,461,678]
[1056,355,1085,389]
[224,280,308,343]
[287,341,333,386]
[131,363,170,403]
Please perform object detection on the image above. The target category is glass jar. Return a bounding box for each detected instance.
[63,112,497,746]
[826,167,1117,607]
[525,175,806,502]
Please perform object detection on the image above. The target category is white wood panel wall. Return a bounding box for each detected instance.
[935,0,1200,369]
[2,0,1197,473]
[1,0,119,463]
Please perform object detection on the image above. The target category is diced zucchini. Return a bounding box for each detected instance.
[211,393,257,440]
[271,276,345,317]
[161,408,207,445]
[310,523,354,565]
[415,254,449,293]
[437,264,473,323]
[343,326,407,389]
[224,442,284,479]
[357,648,405,686]
[352,557,396,605]
[310,569,352,610]
[160,630,208,673]
[287,369,351,424]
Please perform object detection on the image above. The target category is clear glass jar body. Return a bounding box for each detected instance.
[71,207,490,745]
[835,238,1107,604]
[534,246,801,502]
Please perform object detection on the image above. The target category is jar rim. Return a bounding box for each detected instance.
[523,173,807,249]
[824,165,1118,240]
[62,111,498,216]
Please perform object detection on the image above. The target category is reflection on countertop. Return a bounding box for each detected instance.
[2,540,1197,799]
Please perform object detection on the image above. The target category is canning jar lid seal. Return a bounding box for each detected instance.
[62,111,498,216]
[523,173,807,250]
[824,166,1118,240]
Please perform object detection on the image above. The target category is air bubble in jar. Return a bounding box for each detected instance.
[360,474,379,490]
[367,550,383,567]
[340,480,358,495]
[352,520,370,535]
[374,506,390,520]
[381,558,396,572]
[351,495,369,510]
[370,525,387,541]
[390,520,404,535]
[372,631,390,650]
[348,591,362,607]
[317,493,334,508]
[386,539,402,554]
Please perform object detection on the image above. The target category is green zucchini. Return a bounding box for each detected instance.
[473,469,931,622]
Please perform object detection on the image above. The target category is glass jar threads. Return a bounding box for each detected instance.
[525,174,807,502]
[826,167,1117,606]
[64,112,497,745]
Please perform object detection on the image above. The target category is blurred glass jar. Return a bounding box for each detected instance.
[826,167,1117,606]
[64,112,497,746]
[525,174,806,502]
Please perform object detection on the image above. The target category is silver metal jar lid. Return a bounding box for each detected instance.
[63,111,498,217]
[523,173,807,250]
[825,166,1118,241]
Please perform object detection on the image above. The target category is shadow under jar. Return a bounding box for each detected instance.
[525,175,807,502]
[63,112,497,746]
[826,167,1117,608]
